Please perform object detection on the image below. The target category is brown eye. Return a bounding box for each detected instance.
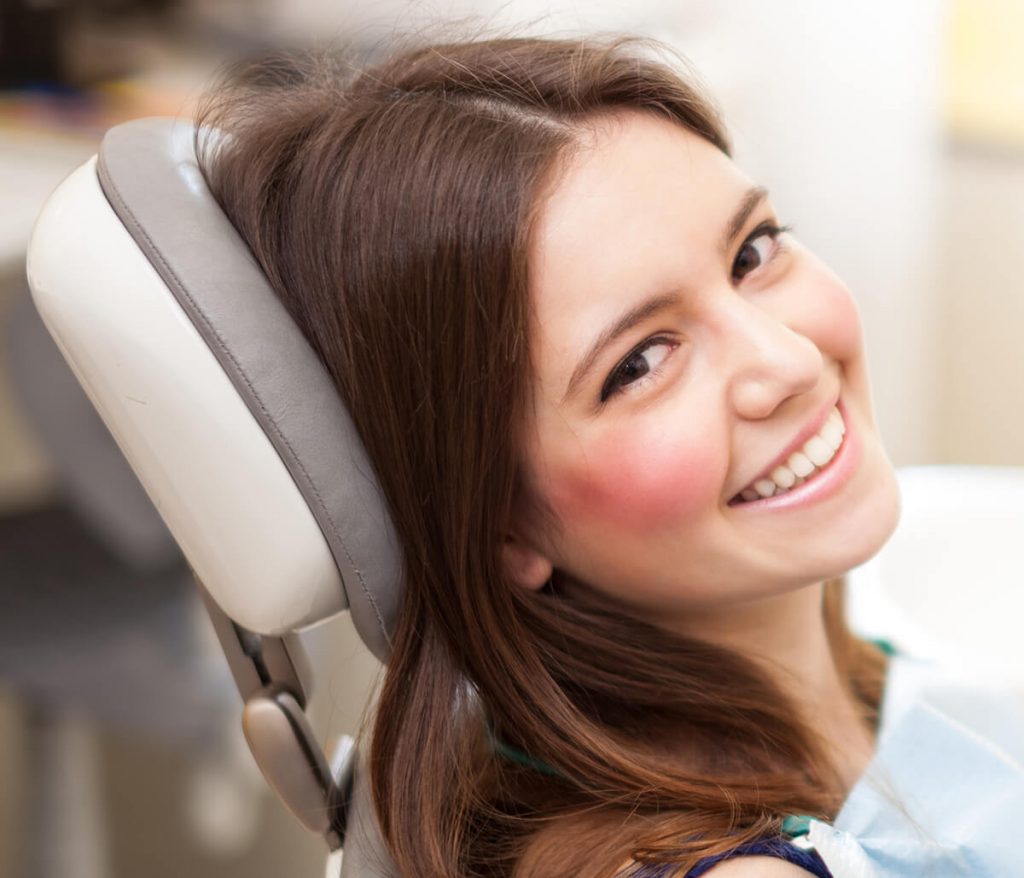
[601,339,674,402]
[732,223,787,282]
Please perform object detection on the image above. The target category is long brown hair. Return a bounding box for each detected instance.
[196,35,888,877]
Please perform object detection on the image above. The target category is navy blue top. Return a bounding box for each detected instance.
[633,836,833,877]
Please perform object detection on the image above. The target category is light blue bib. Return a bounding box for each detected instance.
[804,654,1024,877]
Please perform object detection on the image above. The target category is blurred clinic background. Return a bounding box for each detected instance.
[1,0,1022,876]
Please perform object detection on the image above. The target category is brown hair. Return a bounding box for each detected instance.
[195,35,888,877]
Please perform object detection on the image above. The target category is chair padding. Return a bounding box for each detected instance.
[5,287,180,571]
[95,118,400,660]
[340,756,400,878]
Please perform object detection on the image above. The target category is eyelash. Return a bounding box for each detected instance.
[600,336,677,403]
[599,220,793,404]
[733,221,792,282]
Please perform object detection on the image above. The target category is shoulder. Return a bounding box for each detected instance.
[619,855,821,878]
[698,857,822,876]
[522,812,827,878]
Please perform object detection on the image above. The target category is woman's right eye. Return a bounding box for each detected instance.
[600,338,676,403]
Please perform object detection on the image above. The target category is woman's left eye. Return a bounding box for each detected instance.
[732,222,791,282]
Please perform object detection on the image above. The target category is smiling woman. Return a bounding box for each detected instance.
[515,110,900,626]
[195,36,900,877]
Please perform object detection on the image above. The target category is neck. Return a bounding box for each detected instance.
[670,580,876,796]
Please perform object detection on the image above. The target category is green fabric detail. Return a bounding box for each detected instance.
[781,814,813,838]
[870,637,898,656]
[489,733,562,778]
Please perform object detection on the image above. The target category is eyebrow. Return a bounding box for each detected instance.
[720,185,770,255]
[562,291,680,403]
[562,185,770,404]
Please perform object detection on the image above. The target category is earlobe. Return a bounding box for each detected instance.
[502,537,554,592]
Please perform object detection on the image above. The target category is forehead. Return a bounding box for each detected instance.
[528,111,751,393]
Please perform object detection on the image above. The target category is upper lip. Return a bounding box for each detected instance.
[731,396,840,499]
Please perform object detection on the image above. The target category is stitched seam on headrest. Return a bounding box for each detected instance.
[97,148,389,644]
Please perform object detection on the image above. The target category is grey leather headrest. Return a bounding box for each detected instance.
[96,118,401,660]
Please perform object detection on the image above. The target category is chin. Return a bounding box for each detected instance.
[834,459,902,576]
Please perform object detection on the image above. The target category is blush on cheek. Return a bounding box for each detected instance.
[814,295,862,360]
[547,427,722,533]
[799,267,864,361]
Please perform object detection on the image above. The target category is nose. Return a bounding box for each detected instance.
[718,297,823,420]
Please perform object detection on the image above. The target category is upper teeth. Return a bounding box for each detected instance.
[738,407,846,502]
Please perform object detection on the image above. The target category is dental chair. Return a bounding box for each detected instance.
[25,116,1024,877]
[27,117,399,877]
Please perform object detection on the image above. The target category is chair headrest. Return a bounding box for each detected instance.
[28,117,401,660]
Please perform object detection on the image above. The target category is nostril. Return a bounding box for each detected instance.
[730,340,823,421]
[712,293,824,419]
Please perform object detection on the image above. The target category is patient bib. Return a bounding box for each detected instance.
[804,654,1024,877]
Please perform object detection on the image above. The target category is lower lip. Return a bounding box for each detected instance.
[728,400,861,512]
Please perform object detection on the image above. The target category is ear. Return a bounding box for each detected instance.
[502,533,554,592]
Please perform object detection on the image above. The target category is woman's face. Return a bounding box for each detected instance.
[514,110,900,626]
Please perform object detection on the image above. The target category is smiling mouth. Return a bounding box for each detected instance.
[729,406,846,505]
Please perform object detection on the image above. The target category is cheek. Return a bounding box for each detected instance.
[546,422,723,533]
[816,292,862,357]
[797,266,864,359]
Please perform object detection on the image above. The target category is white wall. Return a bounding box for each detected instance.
[247,0,948,464]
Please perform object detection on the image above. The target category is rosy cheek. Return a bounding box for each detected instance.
[546,424,722,533]
[813,292,862,359]
[796,261,864,360]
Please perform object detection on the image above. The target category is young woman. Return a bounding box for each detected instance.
[196,36,903,877]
